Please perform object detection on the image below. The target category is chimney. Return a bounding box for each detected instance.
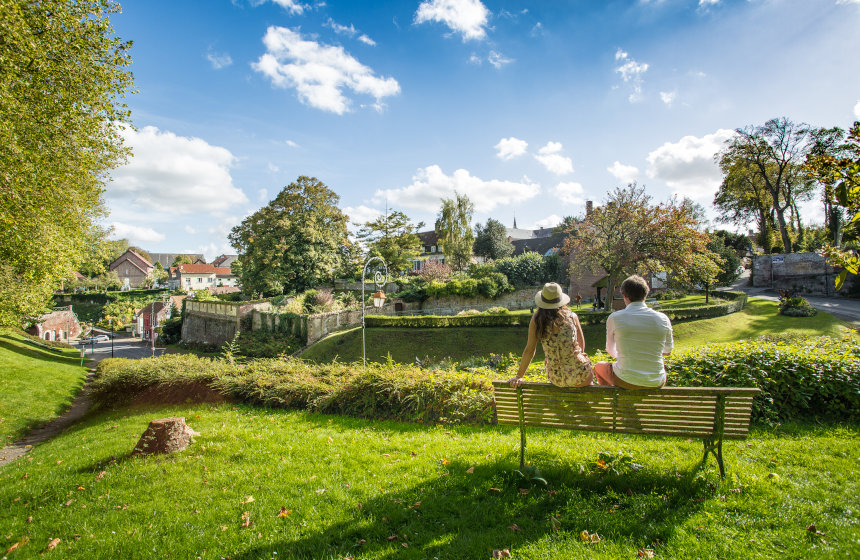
[585,200,593,215]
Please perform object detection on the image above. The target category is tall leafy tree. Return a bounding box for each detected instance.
[716,118,816,253]
[435,193,475,271]
[806,121,860,289]
[228,176,349,296]
[562,184,714,303]
[171,254,195,267]
[473,218,514,261]
[0,0,133,325]
[355,210,423,275]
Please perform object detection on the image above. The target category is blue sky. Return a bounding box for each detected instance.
[105,0,860,260]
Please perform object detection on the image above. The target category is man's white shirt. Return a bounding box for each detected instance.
[605,301,674,387]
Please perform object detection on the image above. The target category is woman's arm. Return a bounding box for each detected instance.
[573,314,586,352]
[509,316,538,387]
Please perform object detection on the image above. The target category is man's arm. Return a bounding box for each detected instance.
[605,316,617,359]
[662,320,674,357]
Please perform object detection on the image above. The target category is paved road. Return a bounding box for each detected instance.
[77,331,167,363]
[724,270,860,329]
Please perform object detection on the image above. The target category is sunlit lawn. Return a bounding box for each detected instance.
[0,329,89,443]
[1,404,856,559]
[302,297,855,364]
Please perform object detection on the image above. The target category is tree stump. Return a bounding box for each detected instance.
[132,417,199,456]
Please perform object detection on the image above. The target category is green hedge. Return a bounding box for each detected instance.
[365,292,746,328]
[667,334,859,423]
[93,330,858,425]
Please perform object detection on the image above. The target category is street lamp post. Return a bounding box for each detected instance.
[361,256,388,367]
[109,318,114,358]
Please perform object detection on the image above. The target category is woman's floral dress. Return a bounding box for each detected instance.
[540,309,593,387]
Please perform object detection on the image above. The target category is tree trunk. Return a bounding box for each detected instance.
[773,204,793,253]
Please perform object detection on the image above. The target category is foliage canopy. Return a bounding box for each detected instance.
[0,0,134,325]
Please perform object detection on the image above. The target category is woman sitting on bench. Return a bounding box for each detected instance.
[508,283,593,388]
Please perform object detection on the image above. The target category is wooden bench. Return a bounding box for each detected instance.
[492,381,761,478]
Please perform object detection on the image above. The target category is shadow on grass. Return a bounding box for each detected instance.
[0,336,81,365]
[227,418,717,559]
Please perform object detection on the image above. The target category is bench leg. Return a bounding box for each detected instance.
[517,386,526,469]
[702,437,726,479]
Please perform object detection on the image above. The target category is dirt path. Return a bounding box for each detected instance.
[0,369,96,467]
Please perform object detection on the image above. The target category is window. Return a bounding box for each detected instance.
[431,246,436,253]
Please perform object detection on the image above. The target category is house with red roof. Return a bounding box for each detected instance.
[168,263,238,291]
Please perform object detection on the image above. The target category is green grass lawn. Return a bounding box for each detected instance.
[0,329,90,443]
[302,298,855,364]
[0,403,856,559]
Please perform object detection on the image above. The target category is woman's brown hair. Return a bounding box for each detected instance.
[534,306,567,340]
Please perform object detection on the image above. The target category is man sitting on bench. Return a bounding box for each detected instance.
[593,275,673,389]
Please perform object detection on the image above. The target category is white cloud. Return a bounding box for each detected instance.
[109,126,248,213]
[269,0,306,14]
[375,165,540,213]
[494,137,528,160]
[286,139,299,148]
[252,26,400,115]
[660,90,677,106]
[854,99,860,118]
[267,162,279,173]
[414,0,490,41]
[646,129,736,200]
[551,182,585,205]
[184,225,197,235]
[358,34,376,46]
[530,22,544,37]
[110,222,165,245]
[468,53,482,65]
[532,214,562,229]
[344,205,382,227]
[534,142,574,175]
[607,161,640,184]
[699,0,720,6]
[258,188,268,202]
[325,18,357,36]
[197,242,236,263]
[206,51,233,70]
[615,48,649,103]
[488,50,514,69]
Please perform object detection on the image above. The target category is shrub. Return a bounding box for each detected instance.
[236,331,302,359]
[457,309,481,316]
[494,252,546,287]
[667,335,859,423]
[159,316,183,345]
[654,289,687,301]
[779,296,817,317]
[484,306,510,315]
[418,261,452,282]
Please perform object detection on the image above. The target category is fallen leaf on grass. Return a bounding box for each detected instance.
[387,535,398,541]
[242,496,254,504]
[465,467,474,474]
[492,549,512,559]
[278,507,292,518]
[508,524,521,532]
[518,488,529,495]
[241,511,252,528]
[27,516,32,524]
[440,458,451,466]
[77,486,85,491]
[46,538,61,551]
[401,543,409,548]
[489,487,502,493]
[6,537,29,554]
[356,539,367,545]
[638,548,655,558]
[64,499,74,507]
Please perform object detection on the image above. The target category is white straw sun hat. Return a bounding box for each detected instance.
[535,282,570,309]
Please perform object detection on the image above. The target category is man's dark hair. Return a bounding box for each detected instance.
[621,275,649,302]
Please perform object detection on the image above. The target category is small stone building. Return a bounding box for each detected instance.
[27,308,81,342]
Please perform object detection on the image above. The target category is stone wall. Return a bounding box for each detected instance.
[752,252,840,296]
[392,287,541,315]
[181,300,272,347]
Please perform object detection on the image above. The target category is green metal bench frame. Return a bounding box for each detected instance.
[492,382,761,478]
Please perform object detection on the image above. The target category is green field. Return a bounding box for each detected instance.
[0,329,89,443]
[1,403,856,559]
[302,298,855,364]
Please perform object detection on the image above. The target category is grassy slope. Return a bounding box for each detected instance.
[0,329,89,443]
[0,404,856,559]
[302,298,855,364]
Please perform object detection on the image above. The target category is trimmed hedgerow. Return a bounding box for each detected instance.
[666,334,860,423]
